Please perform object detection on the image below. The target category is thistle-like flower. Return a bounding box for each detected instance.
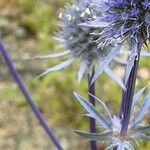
[33,0,124,88]
[74,88,150,150]
[91,0,150,46]
[89,0,150,85]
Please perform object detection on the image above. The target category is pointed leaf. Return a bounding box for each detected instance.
[104,67,126,90]
[131,92,150,127]
[132,87,146,111]
[91,45,121,85]
[74,92,111,129]
[133,125,150,134]
[37,58,74,79]
[113,57,127,66]
[77,61,87,83]
[75,130,112,141]
[84,113,95,118]
[88,93,112,121]
[135,134,150,141]
[124,55,135,84]
[119,50,150,57]
[53,37,64,42]
[28,50,70,60]
[79,19,108,28]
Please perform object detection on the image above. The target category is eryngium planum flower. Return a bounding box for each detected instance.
[89,0,150,86]
[34,0,124,87]
[74,88,150,150]
[91,0,150,46]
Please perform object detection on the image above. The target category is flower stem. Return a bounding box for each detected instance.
[88,68,97,150]
[0,41,63,150]
[120,43,142,137]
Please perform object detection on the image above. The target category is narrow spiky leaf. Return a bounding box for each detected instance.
[119,50,150,57]
[75,130,112,141]
[74,92,111,129]
[37,58,74,79]
[131,92,150,127]
[91,45,120,85]
[124,55,135,84]
[135,134,150,141]
[133,125,150,134]
[104,67,126,90]
[29,50,70,60]
[113,57,127,66]
[88,93,112,121]
[132,87,146,111]
[77,61,87,83]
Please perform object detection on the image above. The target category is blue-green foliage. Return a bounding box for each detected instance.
[74,90,150,149]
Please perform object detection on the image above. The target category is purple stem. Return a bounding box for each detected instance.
[120,44,141,137]
[88,69,97,150]
[0,41,63,150]
[119,78,126,119]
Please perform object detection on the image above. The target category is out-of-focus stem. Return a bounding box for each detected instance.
[120,43,141,137]
[88,68,97,150]
[0,41,63,150]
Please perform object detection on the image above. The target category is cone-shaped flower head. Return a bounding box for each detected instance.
[87,0,150,87]
[91,0,150,46]
[35,0,124,86]
[57,0,111,68]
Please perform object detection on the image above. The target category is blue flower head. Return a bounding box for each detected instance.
[87,0,150,86]
[92,0,150,46]
[56,0,111,68]
[34,0,125,86]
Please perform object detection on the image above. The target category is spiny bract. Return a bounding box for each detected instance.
[91,0,150,46]
[35,0,124,86]
[57,0,112,66]
[74,88,150,150]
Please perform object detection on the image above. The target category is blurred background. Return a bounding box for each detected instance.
[0,0,150,149]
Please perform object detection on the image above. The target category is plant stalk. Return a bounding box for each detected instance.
[88,68,97,150]
[0,41,63,150]
[120,43,142,137]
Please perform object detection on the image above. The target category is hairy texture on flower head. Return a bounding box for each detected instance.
[91,0,150,47]
[56,0,113,70]
[35,0,126,86]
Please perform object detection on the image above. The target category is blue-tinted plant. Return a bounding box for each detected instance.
[73,0,150,150]
[30,1,126,149]
[0,41,63,150]
[35,0,109,80]
[90,0,150,44]
[74,88,150,150]
[33,0,124,89]
[80,0,150,141]
[15,0,149,150]
[88,0,150,84]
